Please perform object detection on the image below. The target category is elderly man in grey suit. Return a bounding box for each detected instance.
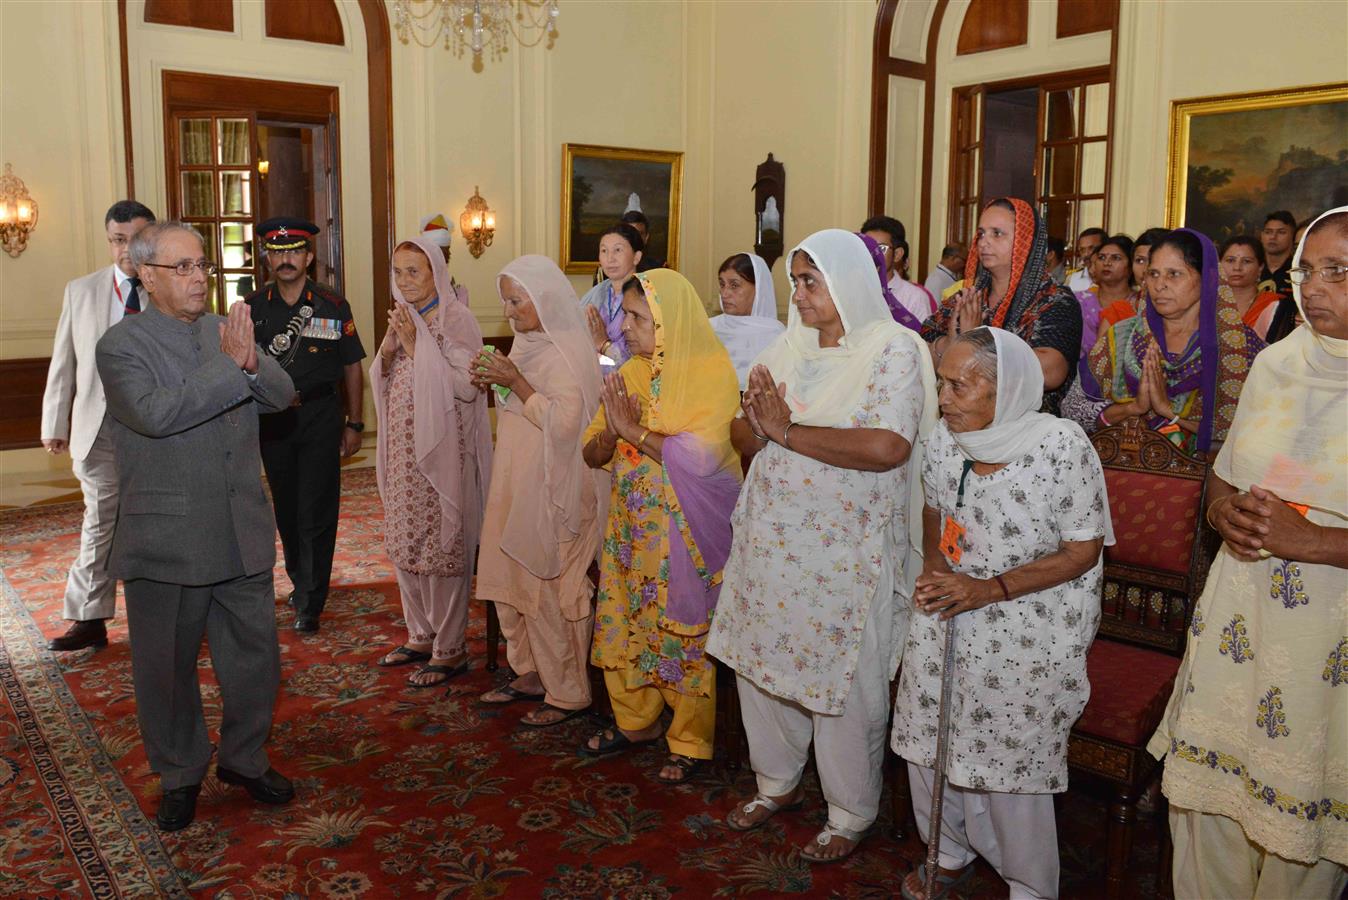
[96,221,297,831]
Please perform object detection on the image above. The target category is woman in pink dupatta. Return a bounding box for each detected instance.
[473,255,607,727]
[371,237,493,687]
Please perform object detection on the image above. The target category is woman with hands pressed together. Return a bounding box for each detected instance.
[890,327,1111,900]
[473,256,607,728]
[370,237,492,688]
[579,224,645,367]
[579,270,742,785]
[1147,208,1348,899]
[921,198,1082,415]
[1088,229,1263,458]
[709,230,937,863]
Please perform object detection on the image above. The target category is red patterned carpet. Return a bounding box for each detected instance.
[0,467,1160,897]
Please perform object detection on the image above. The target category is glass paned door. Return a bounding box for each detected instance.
[171,113,257,312]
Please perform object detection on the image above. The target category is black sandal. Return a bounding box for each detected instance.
[520,703,591,729]
[478,684,546,705]
[407,660,468,688]
[377,645,431,668]
[656,753,704,784]
[578,726,660,757]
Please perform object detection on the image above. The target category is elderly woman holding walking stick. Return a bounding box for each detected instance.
[891,326,1112,900]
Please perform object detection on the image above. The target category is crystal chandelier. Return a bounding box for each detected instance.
[393,0,560,65]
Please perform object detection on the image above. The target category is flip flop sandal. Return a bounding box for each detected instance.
[656,753,704,785]
[519,703,591,728]
[578,726,660,757]
[377,645,432,668]
[407,661,468,689]
[801,823,866,864]
[898,862,976,900]
[725,791,806,831]
[479,684,547,705]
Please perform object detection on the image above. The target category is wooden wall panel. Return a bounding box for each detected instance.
[143,0,233,33]
[0,359,51,450]
[1057,0,1118,39]
[265,0,345,46]
[957,0,1028,56]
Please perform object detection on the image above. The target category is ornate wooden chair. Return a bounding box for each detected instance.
[1068,416,1218,898]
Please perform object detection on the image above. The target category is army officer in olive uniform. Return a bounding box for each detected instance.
[245,218,366,633]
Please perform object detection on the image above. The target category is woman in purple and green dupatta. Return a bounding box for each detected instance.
[1087,228,1264,458]
[579,269,742,784]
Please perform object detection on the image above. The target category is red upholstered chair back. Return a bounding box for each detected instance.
[1091,417,1217,656]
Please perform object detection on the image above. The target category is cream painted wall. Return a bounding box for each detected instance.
[701,0,874,318]
[0,0,122,360]
[1110,0,1348,236]
[393,0,873,330]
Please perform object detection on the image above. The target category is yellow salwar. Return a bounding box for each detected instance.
[604,667,716,760]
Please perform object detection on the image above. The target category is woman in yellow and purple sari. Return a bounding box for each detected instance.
[579,269,742,784]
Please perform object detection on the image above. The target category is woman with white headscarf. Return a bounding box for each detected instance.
[371,237,493,688]
[1147,208,1348,899]
[709,252,785,389]
[891,326,1110,900]
[708,229,937,863]
[473,255,607,727]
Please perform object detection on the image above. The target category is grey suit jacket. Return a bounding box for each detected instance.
[96,303,296,585]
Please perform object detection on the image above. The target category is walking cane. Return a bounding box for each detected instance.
[924,614,959,900]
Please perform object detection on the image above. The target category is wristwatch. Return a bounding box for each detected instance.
[345,420,365,433]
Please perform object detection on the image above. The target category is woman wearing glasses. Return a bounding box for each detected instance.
[1148,208,1348,897]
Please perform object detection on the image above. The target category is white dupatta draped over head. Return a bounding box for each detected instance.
[708,252,785,389]
[1213,206,1348,521]
[755,229,936,430]
[949,326,1114,544]
[754,228,940,603]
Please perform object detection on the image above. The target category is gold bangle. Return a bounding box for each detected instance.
[1205,495,1230,531]
[637,428,651,449]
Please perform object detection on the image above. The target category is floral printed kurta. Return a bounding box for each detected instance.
[891,421,1106,794]
[1147,519,1348,865]
[582,370,716,699]
[708,336,924,716]
[382,320,466,576]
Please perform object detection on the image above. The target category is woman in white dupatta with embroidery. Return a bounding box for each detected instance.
[371,237,493,688]
[708,229,937,862]
[1148,208,1348,899]
[709,252,785,389]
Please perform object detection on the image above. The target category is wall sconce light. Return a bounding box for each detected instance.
[459,186,495,258]
[0,163,39,258]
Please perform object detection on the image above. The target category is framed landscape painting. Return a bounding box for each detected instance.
[560,143,683,274]
[1166,83,1348,239]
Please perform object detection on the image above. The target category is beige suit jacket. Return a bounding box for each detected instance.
[41,265,144,461]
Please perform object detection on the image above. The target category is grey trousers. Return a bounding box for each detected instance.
[63,425,119,621]
[124,570,280,790]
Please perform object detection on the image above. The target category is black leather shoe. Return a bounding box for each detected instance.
[286,591,298,608]
[216,766,295,805]
[156,784,201,831]
[293,615,319,633]
[48,619,108,652]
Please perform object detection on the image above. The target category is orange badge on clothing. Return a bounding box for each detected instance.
[343,320,356,336]
[939,515,965,565]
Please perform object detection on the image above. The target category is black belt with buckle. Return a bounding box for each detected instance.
[296,384,337,405]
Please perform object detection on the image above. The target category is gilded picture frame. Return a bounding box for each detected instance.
[1165,82,1348,239]
[560,143,683,275]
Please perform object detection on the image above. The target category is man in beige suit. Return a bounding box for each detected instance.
[41,200,155,652]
